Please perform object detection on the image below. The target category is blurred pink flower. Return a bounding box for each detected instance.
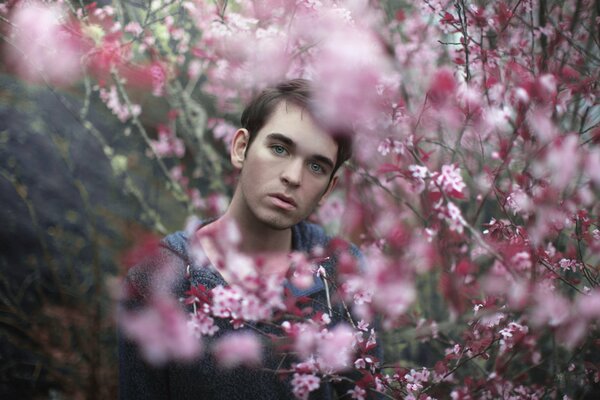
[428,68,456,106]
[432,164,466,199]
[316,323,355,372]
[121,296,202,365]
[309,22,391,131]
[149,125,186,158]
[6,1,84,85]
[99,85,141,122]
[576,289,600,320]
[291,372,320,400]
[348,385,367,400]
[530,289,570,328]
[212,331,263,368]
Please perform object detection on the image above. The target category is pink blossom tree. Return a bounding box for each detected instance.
[2,0,600,398]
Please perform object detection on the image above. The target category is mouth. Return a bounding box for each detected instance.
[268,193,298,210]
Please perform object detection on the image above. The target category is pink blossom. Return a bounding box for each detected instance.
[211,285,243,320]
[316,324,356,372]
[124,21,143,36]
[348,385,367,400]
[289,252,316,290]
[99,85,142,122]
[408,164,430,193]
[576,289,600,320]
[404,368,431,394]
[188,311,219,338]
[499,321,529,354]
[308,18,391,131]
[511,251,532,272]
[150,125,185,158]
[437,202,466,234]
[212,331,263,368]
[532,135,580,192]
[378,138,405,156]
[428,67,456,106]
[292,322,319,359]
[432,164,466,198]
[317,196,345,228]
[208,118,237,148]
[6,1,84,85]
[121,296,202,365]
[291,372,320,400]
[530,289,571,328]
[558,258,579,272]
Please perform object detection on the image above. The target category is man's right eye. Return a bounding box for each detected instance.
[271,144,287,156]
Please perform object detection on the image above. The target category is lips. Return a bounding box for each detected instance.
[268,193,297,210]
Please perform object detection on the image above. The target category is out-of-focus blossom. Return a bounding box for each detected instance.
[347,385,367,400]
[309,19,391,131]
[316,323,355,372]
[188,310,219,338]
[428,68,456,106]
[432,164,466,199]
[99,85,141,122]
[576,289,600,320]
[405,368,431,394]
[291,372,320,400]
[6,1,84,85]
[121,296,202,365]
[212,331,263,368]
[209,118,237,149]
[530,288,570,328]
[149,125,186,159]
[288,252,316,290]
[437,202,466,234]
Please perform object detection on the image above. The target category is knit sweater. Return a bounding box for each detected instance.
[118,220,373,400]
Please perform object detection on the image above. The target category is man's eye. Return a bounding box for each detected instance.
[309,163,324,174]
[271,145,287,155]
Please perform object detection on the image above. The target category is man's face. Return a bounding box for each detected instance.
[233,102,339,230]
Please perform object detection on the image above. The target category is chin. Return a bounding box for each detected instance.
[259,211,301,230]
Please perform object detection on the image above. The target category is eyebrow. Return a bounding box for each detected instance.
[265,133,335,170]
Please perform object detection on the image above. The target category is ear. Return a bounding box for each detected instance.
[230,128,250,170]
[318,175,339,206]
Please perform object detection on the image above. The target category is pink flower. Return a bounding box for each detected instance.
[309,20,391,131]
[289,252,316,290]
[120,296,202,365]
[291,372,321,400]
[99,85,142,122]
[212,331,263,368]
[576,289,600,320]
[530,289,570,328]
[6,1,84,85]
[428,68,456,106]
[149,125,186,158]
[188,311,219,338]
[348,385,367,400]
[316,324,355,372]
[432,164,466,199]
[437,202,466,234]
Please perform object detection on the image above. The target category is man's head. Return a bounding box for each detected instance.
[240,79,352,177]
[228,79,353,230]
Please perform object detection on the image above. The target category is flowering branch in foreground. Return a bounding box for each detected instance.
[3,0,600,398]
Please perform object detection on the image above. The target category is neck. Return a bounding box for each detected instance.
[221,192,293,255]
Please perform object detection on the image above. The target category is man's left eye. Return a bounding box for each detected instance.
[309,163,324,174]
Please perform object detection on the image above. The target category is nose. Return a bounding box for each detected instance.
[281,158,303,187]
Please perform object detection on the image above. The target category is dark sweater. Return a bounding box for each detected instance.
[118,220,371,400]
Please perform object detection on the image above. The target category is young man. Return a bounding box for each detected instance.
[119,79,368,400]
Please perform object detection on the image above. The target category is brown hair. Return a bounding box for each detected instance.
[240,79,352,176]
